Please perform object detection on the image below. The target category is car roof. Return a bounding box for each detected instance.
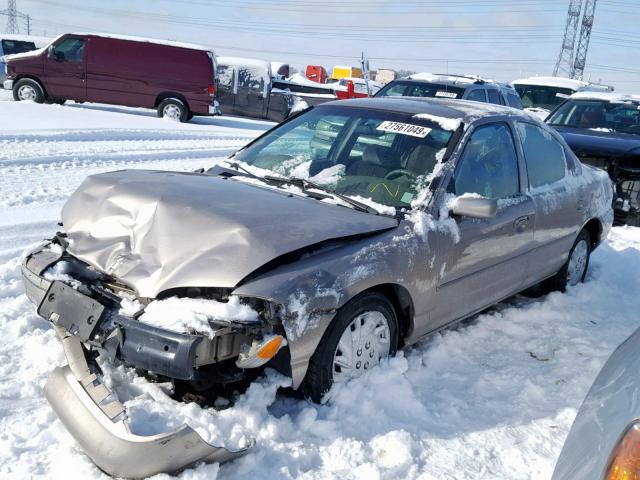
[569,91,640,103]
[320,97,525,124]
[398,73,506,89]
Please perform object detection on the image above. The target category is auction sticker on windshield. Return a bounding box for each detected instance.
[376,121,431,138]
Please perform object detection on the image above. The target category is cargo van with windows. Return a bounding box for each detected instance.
[3,33,219,122]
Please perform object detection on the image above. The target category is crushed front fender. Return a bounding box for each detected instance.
[45,327,253,479]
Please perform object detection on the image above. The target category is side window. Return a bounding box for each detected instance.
[380,84,409,96]
[487,89,503,105]
[52,38,85,62]
[466,89,487,103]
[517,122,567,188]
[217,65,235,89]
[452,123,520,199]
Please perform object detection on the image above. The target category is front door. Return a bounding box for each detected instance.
[432,122,536,328]
[43,36,87,101]
[235,66,267,119]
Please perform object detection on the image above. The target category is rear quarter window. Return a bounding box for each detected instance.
[516,122,567,188]
[465,89,487,102]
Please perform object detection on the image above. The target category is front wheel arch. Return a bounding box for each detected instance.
[300,290,400,402]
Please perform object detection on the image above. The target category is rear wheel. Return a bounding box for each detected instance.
[13,78,45,103]
[301,292,398,403]
[542,229,591,293]
[157,98,189,122]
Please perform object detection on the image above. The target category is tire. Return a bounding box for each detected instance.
[186,111,195,121]
[541,229,591,293]
[301,291,398,403]
[13,78,45,103]
[45,98,66,105]
[157,98,189,122]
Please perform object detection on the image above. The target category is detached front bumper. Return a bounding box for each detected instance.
[3,79,12,90]
[22,243,254,477]
[47,327,251,479]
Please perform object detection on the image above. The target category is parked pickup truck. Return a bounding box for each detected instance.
[216,57,336,122]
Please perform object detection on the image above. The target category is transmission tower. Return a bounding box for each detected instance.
[573,0,598,80]
[1,0,30,34]
[553,0,583,77]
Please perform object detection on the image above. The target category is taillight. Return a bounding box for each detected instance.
[208,84,215,96]
[604,422,640,480]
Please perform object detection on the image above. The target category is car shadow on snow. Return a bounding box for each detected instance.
[64,102,275,130]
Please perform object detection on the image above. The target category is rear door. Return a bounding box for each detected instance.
[432,121,536,328]
[515,121,582,280]
[43,36,87,101]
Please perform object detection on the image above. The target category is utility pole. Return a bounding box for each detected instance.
[573,0,597,80]
[553,0,583,77]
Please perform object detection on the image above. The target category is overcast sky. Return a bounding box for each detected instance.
[4,0,639,92]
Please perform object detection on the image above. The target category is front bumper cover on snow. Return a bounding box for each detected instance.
[21,244,254,477]
[47,326,252,478]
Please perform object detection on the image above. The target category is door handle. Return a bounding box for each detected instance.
[514,216,529,233]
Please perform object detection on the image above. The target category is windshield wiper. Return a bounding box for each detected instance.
[266,175,380,215]
[223,161,380,215]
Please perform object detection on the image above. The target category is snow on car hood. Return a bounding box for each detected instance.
[61,170,398,298]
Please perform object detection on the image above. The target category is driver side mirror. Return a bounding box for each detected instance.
[450,195,497,219]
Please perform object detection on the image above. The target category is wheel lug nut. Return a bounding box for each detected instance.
[369,351,374,357]
[365,342,370,349]
[356,361,361,369]
[365,362,369,369]
[357,349,362,356]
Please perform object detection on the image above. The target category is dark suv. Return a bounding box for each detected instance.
[375,73,523,109]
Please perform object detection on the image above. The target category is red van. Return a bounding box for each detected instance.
[2,33,220,122]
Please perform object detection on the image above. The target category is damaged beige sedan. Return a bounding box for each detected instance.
[22,97,613,477]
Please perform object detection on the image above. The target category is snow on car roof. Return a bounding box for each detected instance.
[71,32,213,52]
[405,72,500,86]
[570,91,640,103]
[512,76,613,93]
[0,33,51,47]
[217,56,270,70]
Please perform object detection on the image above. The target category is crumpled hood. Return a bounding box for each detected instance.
[62,170,398,298]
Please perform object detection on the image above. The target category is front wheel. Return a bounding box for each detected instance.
[542,229,591,293]
[157,98,189,122]
[301,292,398,403]
[13,78,45,103]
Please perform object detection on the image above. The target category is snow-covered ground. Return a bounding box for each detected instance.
[1,92,639,479]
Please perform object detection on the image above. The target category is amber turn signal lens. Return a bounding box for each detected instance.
[605,423,640,480]
[256,336,284,359]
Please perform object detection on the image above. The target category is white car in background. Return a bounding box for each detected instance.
[513,76,613,120]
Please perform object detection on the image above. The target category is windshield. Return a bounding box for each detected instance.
[231,105,454,209]
[514,84,574,110]
[376,81,465,100]
[547,99,640,135]
[1,39,36,55]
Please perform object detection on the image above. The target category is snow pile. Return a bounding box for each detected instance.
[136,296,259,336]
